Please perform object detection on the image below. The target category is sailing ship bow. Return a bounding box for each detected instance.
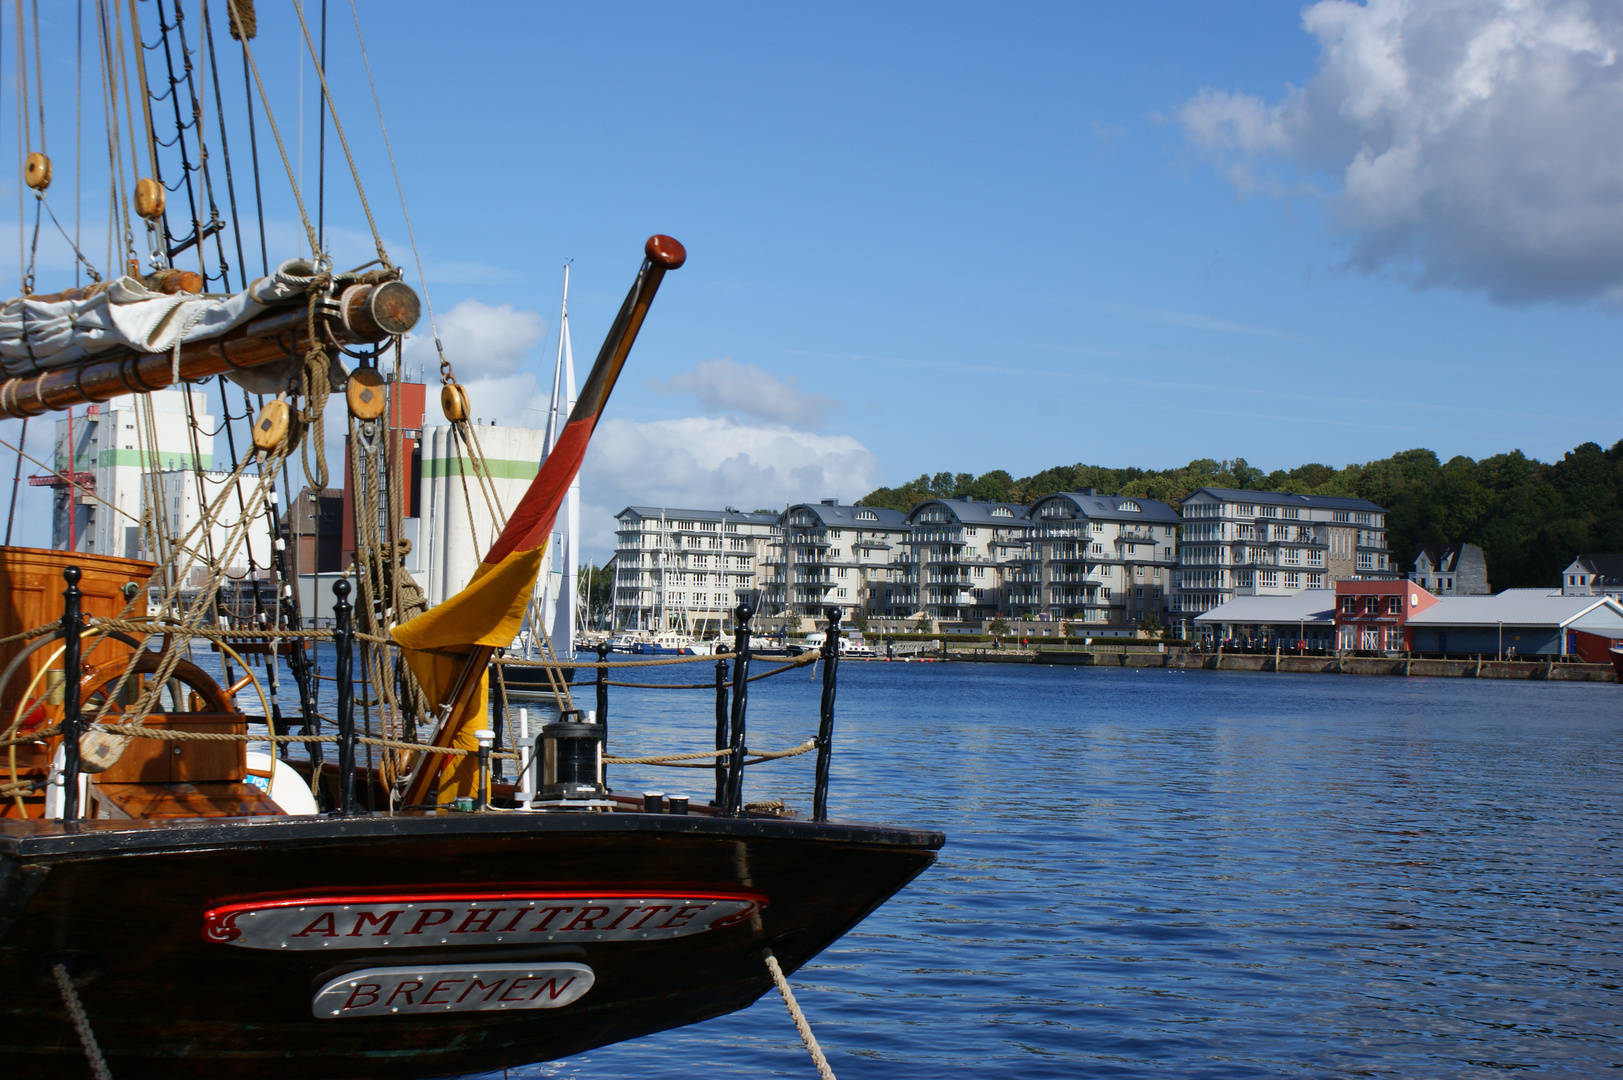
[394,236,685,805]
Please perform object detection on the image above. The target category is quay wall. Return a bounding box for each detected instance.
[942,647,1616,682]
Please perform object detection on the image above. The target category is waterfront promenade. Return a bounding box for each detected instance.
[935,643,1619,680]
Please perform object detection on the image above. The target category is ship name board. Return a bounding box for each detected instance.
[313,962,594,1018]
[204,890,766,950]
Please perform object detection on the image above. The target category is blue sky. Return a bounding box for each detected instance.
[4,1,1621,556]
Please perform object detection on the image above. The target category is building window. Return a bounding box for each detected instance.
[1261,571,1278,588]
[1364,596,1380,615]
[1285,572,1300,589]
[1387,596,1402,615]
[1341,596,1357,614]
[1308,573,1323,588]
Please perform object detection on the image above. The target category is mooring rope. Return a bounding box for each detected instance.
[52,962,112,1080]
[764,950,838,1080]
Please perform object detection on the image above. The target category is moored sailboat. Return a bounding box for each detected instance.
[0,6,940,1078]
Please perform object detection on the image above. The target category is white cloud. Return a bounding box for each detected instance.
[1178,0,1623,304]
[402,299,547,382]
[577,416,880,558]
[650,357,841,428]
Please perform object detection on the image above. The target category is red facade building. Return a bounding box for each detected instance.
[1333,579,1438,651]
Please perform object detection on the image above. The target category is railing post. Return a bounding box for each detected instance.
[724,603,752,815]
[333,578,356,815]
[713,657,729,807]
[59,566,83,822]
[813,608,841,821]
[595,642,609,790]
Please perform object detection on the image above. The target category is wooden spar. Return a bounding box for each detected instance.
[0,280,419,419]
[399,237,685,809]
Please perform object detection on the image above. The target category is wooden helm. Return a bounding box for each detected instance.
[24,152,51,191]
[134,177,166,220]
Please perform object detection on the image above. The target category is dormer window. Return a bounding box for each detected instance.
[856,510,877,521]
[1117,500,1140,513]
[992,507,1012,518]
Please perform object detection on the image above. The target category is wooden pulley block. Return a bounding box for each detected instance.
[347,367,387,420]
[441,382,470,422]
[79,726,131,773]
[134,177,166,220]
[24,151,51,191]
[252,399,292,451]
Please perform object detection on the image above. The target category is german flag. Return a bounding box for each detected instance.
[393,236,684,805]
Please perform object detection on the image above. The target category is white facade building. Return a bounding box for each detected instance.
[48,389,211,558]
[901,497,1032,622]
[613,507,779,632]
[416,424,550,608]
[767,501,912,621]
[1173,488,1391,635]
[1024,491,1179,630]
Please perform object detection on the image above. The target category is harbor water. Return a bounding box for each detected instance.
[468,660,1623,1079]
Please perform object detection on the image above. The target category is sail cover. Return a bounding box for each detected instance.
[0,259,358,385]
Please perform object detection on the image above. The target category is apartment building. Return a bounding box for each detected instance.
[612,507,779,631]
[1173,488,1392,636]
[901,497,1031,622]
[763,500,911,621]
[1023,491,1179,629]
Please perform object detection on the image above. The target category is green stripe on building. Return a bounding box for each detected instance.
[95,450,213,468]
[423,456,540,480]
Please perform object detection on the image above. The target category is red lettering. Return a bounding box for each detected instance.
[601,905,636,931]
[496,908,534,933]
[421,978,465,1005]
[385,980,423,1007]
[657,905,707,930]
[405,909,454,935]
[561,906,611,932]
[627,905,672,930]
[499,977,534,1002]
[531,976,577,1001]
[293,912,338,937]
[455,978,508,1004]
[342,983,381,1010]
[453,908,507,934]
[527,906,574,932]
[346,910,401,936]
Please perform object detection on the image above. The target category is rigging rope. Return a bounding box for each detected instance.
[764,950,839,1080]
[52,963,112,1080]
[289,0,392,272]
[222,0,320,261]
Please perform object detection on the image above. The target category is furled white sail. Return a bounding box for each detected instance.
[534,266,578,659]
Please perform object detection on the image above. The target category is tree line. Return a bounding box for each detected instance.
[856,441,1623,591]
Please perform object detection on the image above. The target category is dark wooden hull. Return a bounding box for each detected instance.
[0,811,941,1079]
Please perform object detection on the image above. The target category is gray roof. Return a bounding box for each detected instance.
[1032,492,1181,525]
[789,502,910,530]
[1569,554,1623,585]
[1193,590,1338,625]
[618,506,779,526]
[905,497,1030,527]
[1406,590,1623,628]
[1185,487,1386,513]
